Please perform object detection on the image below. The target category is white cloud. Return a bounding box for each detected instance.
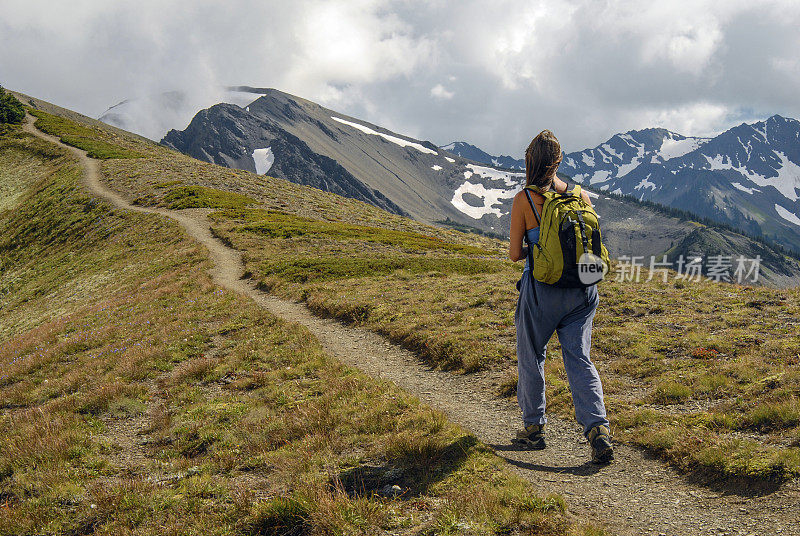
[2,0,799,153]
[286,1,433,89]
[628,102,733,139]
[430,84,454,99]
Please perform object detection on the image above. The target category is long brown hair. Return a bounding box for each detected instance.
[525,130,562,188]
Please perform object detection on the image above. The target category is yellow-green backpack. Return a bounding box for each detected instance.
[523,184,610,287]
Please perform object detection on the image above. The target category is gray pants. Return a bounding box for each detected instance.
[515,272,609,437]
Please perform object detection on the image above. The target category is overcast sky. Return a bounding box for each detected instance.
[3,0,800,153]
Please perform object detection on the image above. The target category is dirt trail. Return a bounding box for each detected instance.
[24,116,800,536]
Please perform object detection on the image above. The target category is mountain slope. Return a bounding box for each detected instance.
[158,90,704,242]
[560,117,800,252]
[162,102,405,215]
[664,225,799,287]
[3,94,584,536]
[158,89,800,285]
[163,89,482,227]
[163,89,575,236]
[440,141,524,170]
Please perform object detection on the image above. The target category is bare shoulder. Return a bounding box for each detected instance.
[579,189,593,207]
[513,189,532,208]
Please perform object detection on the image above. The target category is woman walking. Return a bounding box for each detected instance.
[508,130,613,464]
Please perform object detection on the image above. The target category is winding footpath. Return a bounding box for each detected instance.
[24,116,800,536]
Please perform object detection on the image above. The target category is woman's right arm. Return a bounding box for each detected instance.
[553,177,594,207]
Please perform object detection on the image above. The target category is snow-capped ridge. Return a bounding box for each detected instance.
[555,114,800,251]
[331,116,438,155]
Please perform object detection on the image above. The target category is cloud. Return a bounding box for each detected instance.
[2,0,799,153]
[430,84,454,100]
[621,102,733,140]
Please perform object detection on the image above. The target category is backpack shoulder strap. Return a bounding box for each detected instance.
[523,187,542,225]
[520,188,540,304]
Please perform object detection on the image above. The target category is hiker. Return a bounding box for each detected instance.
[508,129,613,464]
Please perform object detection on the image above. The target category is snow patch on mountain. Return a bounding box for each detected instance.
[635,176,657,191]
[444,156,455,163]
[331,116,438,155]
[431,165,442,171]
[704,152,800,201]
[772,152,800,201]
[448,164,526,220]
[616,157,641,178]
[731,182,759,194]
[590,170,612,185]
[451,182,517,219]
[659,136,707,160]
[601,143,622,160]
[252,147,274,175]
[465,164,525,188]
[775,204,800,226]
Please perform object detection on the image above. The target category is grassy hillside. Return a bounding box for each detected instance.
[9,96,800,492]
[0,122,587,534]
[663,225,800,286]
[75,105,800,484]
[208,204,800,482]
[583,187,800,288]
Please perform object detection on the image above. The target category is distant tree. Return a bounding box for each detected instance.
[0,86,25,124]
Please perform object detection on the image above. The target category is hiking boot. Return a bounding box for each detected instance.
[588,425,614,464]
[512,423,546,450]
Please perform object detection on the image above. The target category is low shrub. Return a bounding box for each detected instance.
[0,86,25,124]
[164,186,258,209]
[29,109,140,159]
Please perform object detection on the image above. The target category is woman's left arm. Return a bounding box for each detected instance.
[508,193,527,262]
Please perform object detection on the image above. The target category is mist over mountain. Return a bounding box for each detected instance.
[98,86,269,141]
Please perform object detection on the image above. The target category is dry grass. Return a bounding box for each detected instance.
[0,121,584,534]
[88,104,800,482]
[29,109,143,159]
[213,207,800,481]
[154,156,800,483]
[20,100,800,489]
[99,147,505,253]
